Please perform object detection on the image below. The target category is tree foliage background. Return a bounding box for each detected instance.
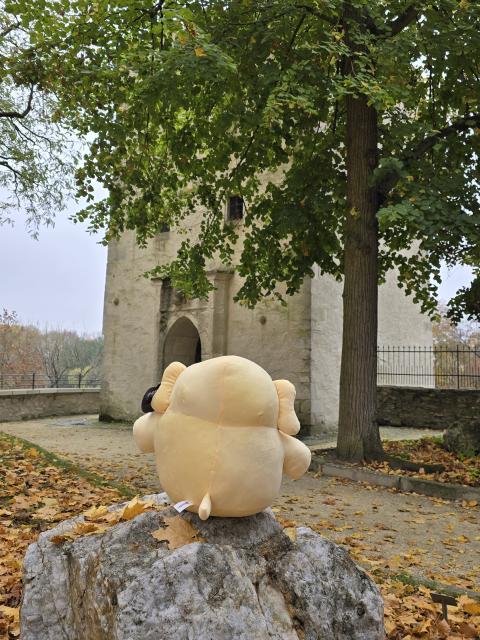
[0,3,75,233]
[5,0,479,314]
[0,309,103,387]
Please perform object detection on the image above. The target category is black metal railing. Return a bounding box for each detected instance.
[377,345,480,389]
[0,372,101,390]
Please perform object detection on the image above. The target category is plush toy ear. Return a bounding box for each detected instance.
[274,379,300,435]
[151,361,187,413]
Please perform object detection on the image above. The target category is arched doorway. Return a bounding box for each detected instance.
[163,317,202,369]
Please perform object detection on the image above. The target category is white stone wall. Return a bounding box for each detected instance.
[310,270,343,433]
[100,233,163,420]
[225,277,312,424]
[378,271,434,388]
[309,268,434,434]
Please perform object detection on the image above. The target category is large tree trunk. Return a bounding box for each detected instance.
[336,91,383,462]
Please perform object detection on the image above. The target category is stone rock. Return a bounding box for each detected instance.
[444,420,480,456]
[21,493,384,640]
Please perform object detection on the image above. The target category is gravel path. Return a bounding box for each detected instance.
[2,415,478,590]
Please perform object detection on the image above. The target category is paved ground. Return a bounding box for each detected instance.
[1,415,478,591]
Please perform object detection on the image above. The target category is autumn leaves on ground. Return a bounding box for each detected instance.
[1,432,479,640]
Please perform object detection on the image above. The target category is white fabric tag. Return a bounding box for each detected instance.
[174,500,193,513]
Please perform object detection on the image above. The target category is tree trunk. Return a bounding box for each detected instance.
[336,91,383,462]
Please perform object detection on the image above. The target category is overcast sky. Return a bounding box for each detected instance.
[0,202,107,335]
[0,200,474,335]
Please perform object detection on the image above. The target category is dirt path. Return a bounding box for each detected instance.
[2,415,478,591]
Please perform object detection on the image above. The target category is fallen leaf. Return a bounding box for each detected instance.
[436,618,451,638]
[83,505,109,521]
[151,515,204,550]
[284,527,297,542]
[118,496,149,521]
[458,595,480,615]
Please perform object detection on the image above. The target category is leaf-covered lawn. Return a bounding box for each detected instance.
[370,437,480,487]
[0,432,479,640]
[0,433,130,638]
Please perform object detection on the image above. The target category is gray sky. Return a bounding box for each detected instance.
[0,205,107,335]
[0,202,474,334]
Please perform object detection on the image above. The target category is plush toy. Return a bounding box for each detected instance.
[133,355,311,520]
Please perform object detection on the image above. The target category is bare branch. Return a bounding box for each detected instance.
[0,84,34,119]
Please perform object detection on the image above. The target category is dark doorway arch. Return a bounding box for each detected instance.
[163,317,202,369]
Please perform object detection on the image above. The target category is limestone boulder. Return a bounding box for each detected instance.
[444,420,480,456]
[21,493,384,640]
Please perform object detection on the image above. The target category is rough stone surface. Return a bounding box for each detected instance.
[377,385,480,429]
[444,420,480,455]
[21,493,384,640]
[0,389,99,422]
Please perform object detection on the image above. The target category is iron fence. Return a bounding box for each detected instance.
[377,345,480,389]
[0,372,101,390]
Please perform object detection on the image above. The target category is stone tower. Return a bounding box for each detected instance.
[100,199,432,435]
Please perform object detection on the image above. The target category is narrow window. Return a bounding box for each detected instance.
[227,195,244,221]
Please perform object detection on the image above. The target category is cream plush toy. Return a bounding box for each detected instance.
[133,355,311,520]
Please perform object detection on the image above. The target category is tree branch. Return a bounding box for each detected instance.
[366,4,419,38]
[0,159,21,179]
[0,84,34,119]
[377,113,480,202]
[404,113,480,164]
[388,4,418,37]
[0,22,20,38]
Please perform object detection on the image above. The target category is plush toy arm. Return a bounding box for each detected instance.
[133,413,157,453]
[151,361,186,413]
[280,431,311,480]
[273,379,300,435]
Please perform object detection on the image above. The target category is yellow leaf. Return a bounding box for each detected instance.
[0,606,19,622]
[35,506,59,520]
[84,505,109,521]
[72,521,102,536]
[151,515,204,550]
[119,497,149,521]
[458,595,480,615]
[194,47,206,57]
[284,527,297,542]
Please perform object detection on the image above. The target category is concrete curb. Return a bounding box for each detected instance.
[309,457,480,502]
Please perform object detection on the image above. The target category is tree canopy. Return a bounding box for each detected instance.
[0,5,74,233]
[6,0,479,313]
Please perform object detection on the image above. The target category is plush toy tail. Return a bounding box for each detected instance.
[198,493,211,521]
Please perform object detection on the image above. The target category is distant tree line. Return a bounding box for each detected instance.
[0,309,103,388]
[433,306,480,349]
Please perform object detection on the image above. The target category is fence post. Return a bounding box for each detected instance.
[78,372,82,389]
[32,372,35,390]
[456,344,460,389]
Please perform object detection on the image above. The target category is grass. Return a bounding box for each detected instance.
[0,431,136,498]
